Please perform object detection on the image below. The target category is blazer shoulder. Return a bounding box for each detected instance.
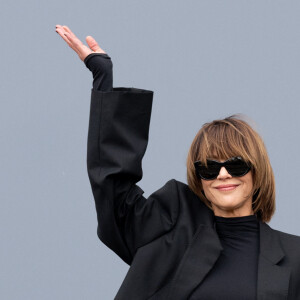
[159,178,189,193]
[152,179,189,205]
[167,179,202,201]
[167,179,212,216]
[171,179,197,195]
[172,179,189,188]
[274,228,300,243]
[272,227,300,258]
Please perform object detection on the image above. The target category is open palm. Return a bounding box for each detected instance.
[55,25,106,61]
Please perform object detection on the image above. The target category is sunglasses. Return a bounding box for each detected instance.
[194,156,251,180]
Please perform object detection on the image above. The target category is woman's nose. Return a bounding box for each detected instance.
[217,166,232,179]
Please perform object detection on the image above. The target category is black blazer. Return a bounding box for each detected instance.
[87,88,300,300]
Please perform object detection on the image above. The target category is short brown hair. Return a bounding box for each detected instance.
[186,115,275,223]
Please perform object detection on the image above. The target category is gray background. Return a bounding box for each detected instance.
[1,1,300,299]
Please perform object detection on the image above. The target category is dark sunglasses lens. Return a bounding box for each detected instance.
[197,161,220,180]
[225,159,250,177]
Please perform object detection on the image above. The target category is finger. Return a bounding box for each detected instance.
[56,27,69,41]
[55,25,65,35]
[57,28,79,48]
[56,25,92,60]
[62,25,71,33]
[56,28,73,47]
[61,27,84,50]
[86,36,106,53]
[62,25,76,39]
[63,32,90,60]
[64,32,83,52]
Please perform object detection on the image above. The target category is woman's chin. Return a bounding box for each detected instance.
[210,196,252,216]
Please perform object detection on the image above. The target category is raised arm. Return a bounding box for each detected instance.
[56,26,179,264]
[56,25,112,91]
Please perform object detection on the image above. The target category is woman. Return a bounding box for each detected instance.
[56,25,300,300]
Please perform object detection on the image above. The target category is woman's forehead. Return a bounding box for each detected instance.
[201,148,243,162]
[205,148,235,159]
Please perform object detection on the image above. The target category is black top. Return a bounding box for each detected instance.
[190,214,260,300]
[84,54,260,299]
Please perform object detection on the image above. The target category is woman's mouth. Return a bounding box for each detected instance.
[215,184,239,191]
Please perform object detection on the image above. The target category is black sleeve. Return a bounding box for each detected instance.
[84,53,113,91]
[87,88,179,265]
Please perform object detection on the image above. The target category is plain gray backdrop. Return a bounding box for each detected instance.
[1,1,300,299]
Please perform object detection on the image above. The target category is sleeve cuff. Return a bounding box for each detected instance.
[84,53,111,67]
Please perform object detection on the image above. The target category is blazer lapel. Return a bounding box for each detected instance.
[167,224,223,300]
[167,219,291,300]
[257,221,291,300]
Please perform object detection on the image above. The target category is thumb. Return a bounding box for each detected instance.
[86,36,106,53]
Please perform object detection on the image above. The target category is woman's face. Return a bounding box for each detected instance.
[201,160,254,217]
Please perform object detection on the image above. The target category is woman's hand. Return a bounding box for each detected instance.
[55,25,106,61]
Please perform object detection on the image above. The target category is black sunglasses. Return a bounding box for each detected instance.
[194,156,251,180]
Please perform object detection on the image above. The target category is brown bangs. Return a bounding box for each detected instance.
[186,115,276,223]
[195,118,258,166]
